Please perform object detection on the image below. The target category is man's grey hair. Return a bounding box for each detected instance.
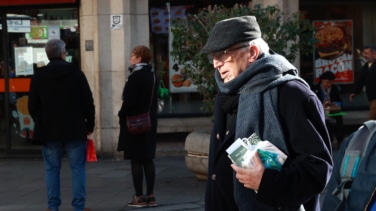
[45,39,66,60]
[248,38,270,56]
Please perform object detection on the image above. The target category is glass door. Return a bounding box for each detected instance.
[0,7,79,151]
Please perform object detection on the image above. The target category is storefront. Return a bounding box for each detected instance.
[1,0,375,157]
[150,0,376,113]
[299,0,376,110]
[149,0,243,116]
[0,0,80,154]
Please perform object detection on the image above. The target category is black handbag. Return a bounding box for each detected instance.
[126,74,155,135]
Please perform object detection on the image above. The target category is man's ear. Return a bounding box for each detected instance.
[248,45,259,63]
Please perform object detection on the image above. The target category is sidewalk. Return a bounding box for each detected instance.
[0,154,206,211]
[0,133,341,211]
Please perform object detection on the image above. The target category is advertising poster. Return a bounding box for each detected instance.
[33,47,50,67]
[150,6,186,34]
[313,20,353,84]
[48,26,60,39]
[14,47,34,76]
[29,26,48,39]
[165,5,198,93]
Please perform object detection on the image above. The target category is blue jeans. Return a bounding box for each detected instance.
[42,141,87,211]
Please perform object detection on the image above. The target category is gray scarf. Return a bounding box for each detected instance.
[215,53,309,155]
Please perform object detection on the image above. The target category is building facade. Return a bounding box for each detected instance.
[0,0,375,158]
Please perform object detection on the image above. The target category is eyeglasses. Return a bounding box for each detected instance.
[208,44,249,63]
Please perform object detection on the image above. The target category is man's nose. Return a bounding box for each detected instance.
[213,59,224,68]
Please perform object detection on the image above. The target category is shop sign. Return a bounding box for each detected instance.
[0,0,76,6]
[110,15,122,30]
[0,19,31,33]
[313,20,354,84]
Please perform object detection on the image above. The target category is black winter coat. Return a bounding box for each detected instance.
[206,81,333,211]
[117,64,158,160]
[28,59,95,144]
[353,62,376,101]
[205,92,239,211]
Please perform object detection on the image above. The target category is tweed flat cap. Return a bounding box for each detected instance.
[201,16,261,53]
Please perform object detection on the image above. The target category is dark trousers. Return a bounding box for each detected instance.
[326,115,344,146]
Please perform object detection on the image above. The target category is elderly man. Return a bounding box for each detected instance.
[202,16,333,211]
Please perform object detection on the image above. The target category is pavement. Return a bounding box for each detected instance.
[0,132,341,211]
[0,137,206,211]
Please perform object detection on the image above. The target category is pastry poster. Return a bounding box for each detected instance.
[313,20,353,84]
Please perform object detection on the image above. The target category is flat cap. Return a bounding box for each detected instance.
[201,16,262,53]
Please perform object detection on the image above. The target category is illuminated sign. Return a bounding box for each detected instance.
[0,19,31,33]
[0,0,77,6]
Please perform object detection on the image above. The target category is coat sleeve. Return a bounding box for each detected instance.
[28,74,41,121]
[257,83,333,208]
[353,65,367,95]
[79,71,95,133]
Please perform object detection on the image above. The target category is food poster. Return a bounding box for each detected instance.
[168,60,197,93]
[313,20,354,84]
[161,5,198,93]
[150,6,186,34]
[11,95,34,139]
[14,47,34,76]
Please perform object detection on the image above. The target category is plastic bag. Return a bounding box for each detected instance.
[158,80,169,99]
[86,138,97,162]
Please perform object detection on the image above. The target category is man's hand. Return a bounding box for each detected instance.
[231,151,265,191]
[323,100,331,107]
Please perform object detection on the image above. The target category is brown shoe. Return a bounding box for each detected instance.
[128,195,148,207]
[83,208,91,211]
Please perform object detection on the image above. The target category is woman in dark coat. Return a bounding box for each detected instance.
[117,45,158,208]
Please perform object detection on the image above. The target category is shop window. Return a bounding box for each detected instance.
[0,7,79,149]
[300,1,376,110]
[150,5,210,116]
